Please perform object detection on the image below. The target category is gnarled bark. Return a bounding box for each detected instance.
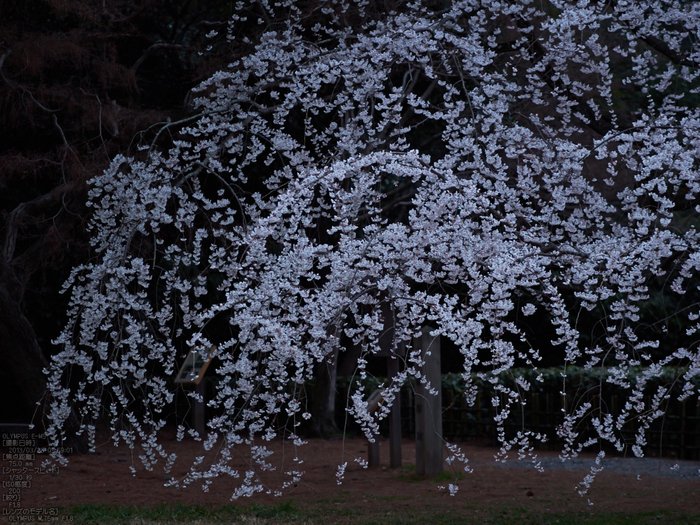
[0,266,87,453]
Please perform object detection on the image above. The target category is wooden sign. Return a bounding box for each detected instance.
[174,346,216,385]
[366,387,385,414]
[414,327,442,476]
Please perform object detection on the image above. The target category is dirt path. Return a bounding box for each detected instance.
[5,435,700,519]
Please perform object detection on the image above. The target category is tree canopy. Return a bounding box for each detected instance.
[45,0,700,498]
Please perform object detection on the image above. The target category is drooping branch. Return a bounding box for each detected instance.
[3,183,76,268]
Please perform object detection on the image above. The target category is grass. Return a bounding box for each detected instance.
[59,502,700,524]
[49,461,699,524]
[395,463,466,483]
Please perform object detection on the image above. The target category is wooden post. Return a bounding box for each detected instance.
[415,326,442,476]
[366,388,384,467]
[377,300,405,469]
[368,433,380,467]
[388,352,402,468]
[194,380,206,437]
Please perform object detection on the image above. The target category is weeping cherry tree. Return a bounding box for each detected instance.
[44,0,700,498]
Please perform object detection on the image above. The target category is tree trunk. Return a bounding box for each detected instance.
[0,278,87,453]
[0,283,49,421]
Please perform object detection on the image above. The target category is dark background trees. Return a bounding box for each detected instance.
[0,0,234,433]
[4,0,700,455]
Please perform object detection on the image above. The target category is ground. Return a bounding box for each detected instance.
[8,431,700,522]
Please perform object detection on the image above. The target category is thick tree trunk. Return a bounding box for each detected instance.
[0,278,87,453]
[0,182,87,452]
[0,283,50,422]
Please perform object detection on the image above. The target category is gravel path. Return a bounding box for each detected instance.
[489,454,700,479]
